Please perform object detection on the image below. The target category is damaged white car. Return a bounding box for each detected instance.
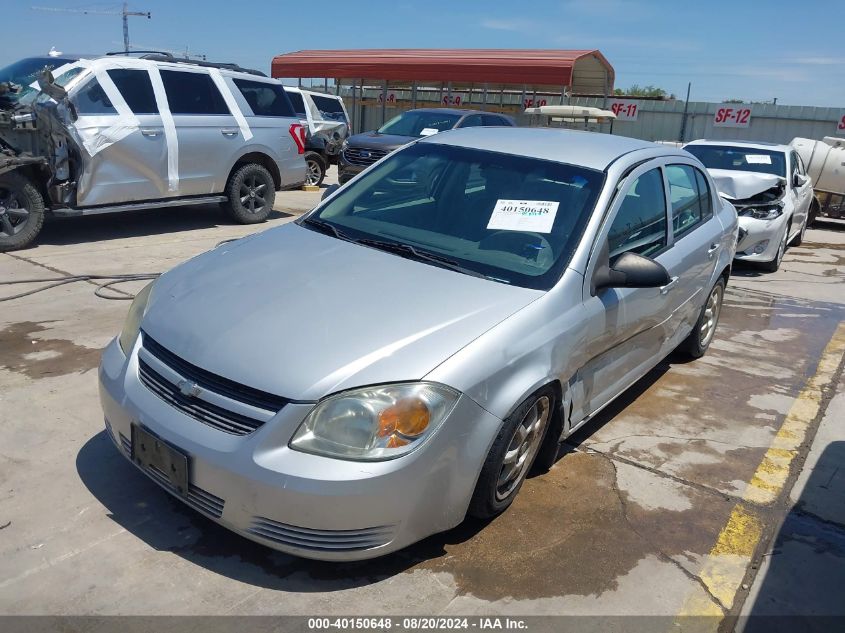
[685,140,813,272]
[0,53,306,251]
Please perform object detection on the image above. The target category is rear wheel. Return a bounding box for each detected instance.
[681,278,725,358]
[0,172,45,252]
[468,387,554,519]
[223,163,275,224]
[304,151,326,187]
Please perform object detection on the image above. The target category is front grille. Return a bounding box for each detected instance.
[247,516,395,552]
[343,146,389,167]
[121,432,225,518]
[139,359,265,435]
[141,333,288,412]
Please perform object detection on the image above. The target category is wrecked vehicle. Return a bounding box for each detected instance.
[791,136,845,223]
[283,86,350,187]
[685,140,813,272]
[0,53,307,251]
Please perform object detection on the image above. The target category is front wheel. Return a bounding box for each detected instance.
[761,223,789,272]
[223,163,275,224]
[468,388,555,520]
[680,278,725,358]
[0,171,46,252]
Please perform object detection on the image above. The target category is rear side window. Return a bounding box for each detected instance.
[310,94,347,121]
[73,77,117,115]
[160,70,229,115]
[107,69,158,114]
[285,90,306,117]
[666,164,709,239]
[482,114,509,126]
[609,168,667,258]
[233,78,294,117]
[459,114,484,128]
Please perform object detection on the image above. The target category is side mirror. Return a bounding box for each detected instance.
[321,183,341,200]
[593,251,671,293]
[793,173,808,188]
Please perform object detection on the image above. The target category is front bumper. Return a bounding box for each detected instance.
[734,214,789,262]
[337,154,365,183]
[98,337,502,561]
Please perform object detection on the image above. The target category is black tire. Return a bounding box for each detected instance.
[468,386,556,520]
[760,222,789,273]
[304,151,326,187]
[223,163,275,224]
[0,171,45,252]
[680,278,725,359]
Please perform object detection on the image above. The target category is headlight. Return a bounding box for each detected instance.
[118,281,155,354]
[739,205,782,220]
[290,382,460,461]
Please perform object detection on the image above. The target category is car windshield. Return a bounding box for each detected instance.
[304,142,604,290]
[0,56,77,103]
[377,111,461,137]
[685,145,786,177]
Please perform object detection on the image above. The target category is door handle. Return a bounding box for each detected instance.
[140,129,160,137]
[707,243,719,259]
[660,276,679,295]
[221,129,239,136]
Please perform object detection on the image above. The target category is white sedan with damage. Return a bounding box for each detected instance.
[685,140,814,272]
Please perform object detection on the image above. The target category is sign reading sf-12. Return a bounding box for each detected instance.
[607,99,639,121]
[714,105,752,128]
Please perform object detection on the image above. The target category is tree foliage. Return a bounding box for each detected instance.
[613,84,668,98]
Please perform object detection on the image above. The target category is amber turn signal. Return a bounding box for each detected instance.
[377,397,431,444]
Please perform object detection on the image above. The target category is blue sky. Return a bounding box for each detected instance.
[1,0,843,107]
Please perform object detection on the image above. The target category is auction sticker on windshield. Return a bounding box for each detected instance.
[746,154,772,164]
[487,199,559,233]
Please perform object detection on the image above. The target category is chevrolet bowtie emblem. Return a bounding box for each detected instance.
[178,380,202,398]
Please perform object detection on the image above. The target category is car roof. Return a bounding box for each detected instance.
[283,86,342,100]
[421,127,682,171]
[685,139,791,153]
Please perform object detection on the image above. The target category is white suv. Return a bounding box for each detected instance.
[0,53,307,251]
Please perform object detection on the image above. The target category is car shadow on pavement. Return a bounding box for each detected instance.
[35,205,293,247]
[736,440,845,633]
[75,429,492,592]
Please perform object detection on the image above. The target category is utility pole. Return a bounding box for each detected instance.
[678,81,692,143]
[32,4,151,52]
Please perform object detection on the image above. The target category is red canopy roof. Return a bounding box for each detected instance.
[271,49,613,90]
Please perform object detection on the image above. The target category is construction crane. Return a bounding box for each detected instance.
[32,3,151,52]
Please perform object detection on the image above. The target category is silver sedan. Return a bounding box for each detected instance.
[99,127,738,560]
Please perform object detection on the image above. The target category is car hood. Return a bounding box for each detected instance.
[346,131,416,151]
[708,168,786,201]
[142,223,542,401]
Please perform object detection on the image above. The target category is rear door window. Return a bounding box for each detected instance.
[666,164,707,240]
[160,70,229,115]
[608,168,667,258]
[310,94,347,122]
[232,78,294,117]
[107,68,158,114]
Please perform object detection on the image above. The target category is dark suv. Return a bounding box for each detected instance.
[338,108,514,184]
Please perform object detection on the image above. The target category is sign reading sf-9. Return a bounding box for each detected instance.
[714,105,752,128]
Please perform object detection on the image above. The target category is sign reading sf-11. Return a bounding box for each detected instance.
[714,105,752,128]
[607,99,639,121]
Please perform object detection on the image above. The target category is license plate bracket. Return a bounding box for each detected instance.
[131,424,189,496]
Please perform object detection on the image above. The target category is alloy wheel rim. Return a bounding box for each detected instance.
[305,160,322,186]
[699,285,723,348]
[0,188,30,237]
[496,396,551,501]
[238,174,268,214]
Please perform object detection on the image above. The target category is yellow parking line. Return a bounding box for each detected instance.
[676,322,845,624]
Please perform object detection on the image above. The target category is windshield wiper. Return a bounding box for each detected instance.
[301,217,352,242]
[355,238,496,281]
